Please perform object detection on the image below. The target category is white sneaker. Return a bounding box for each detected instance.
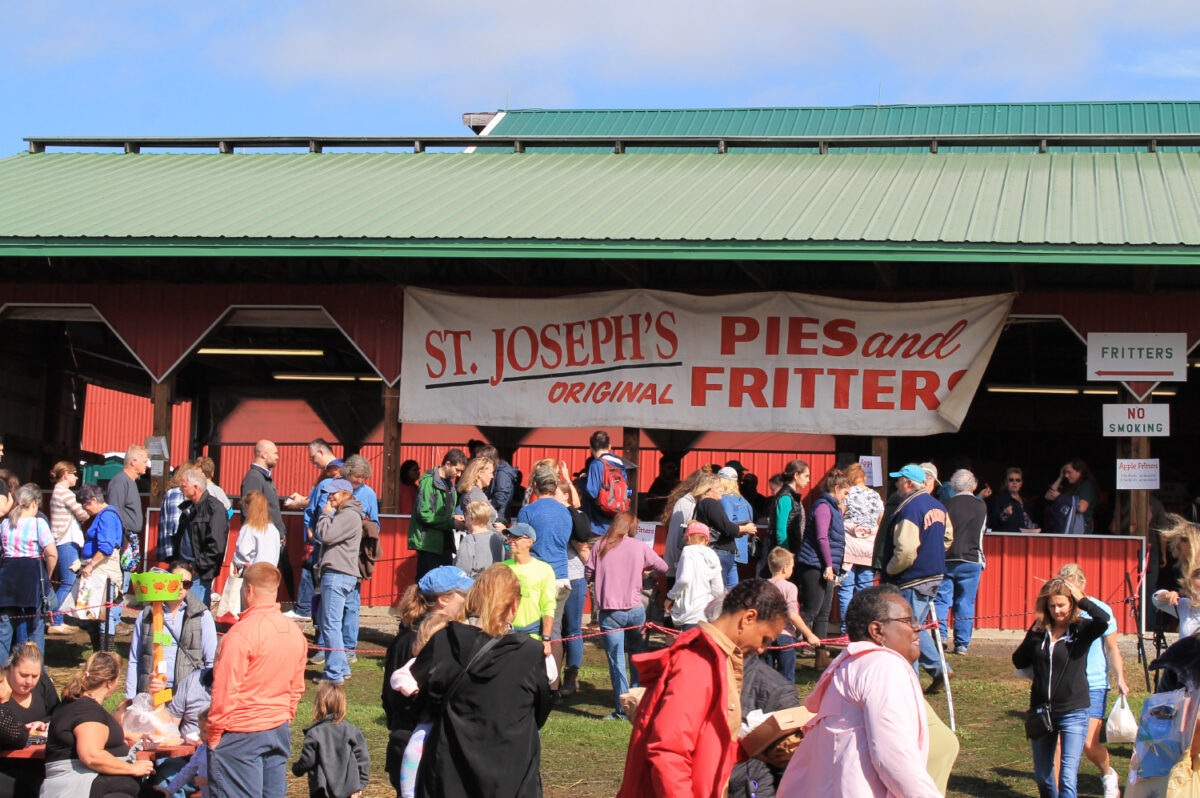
[1102,768,1120,798]
[282,610,307,621]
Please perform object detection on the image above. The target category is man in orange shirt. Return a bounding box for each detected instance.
[208,562,307,798]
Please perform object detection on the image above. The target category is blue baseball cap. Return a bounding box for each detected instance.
[888,464,927,483]
[507,522,538,542]
[418,566,474,595]
[326,478,353,494]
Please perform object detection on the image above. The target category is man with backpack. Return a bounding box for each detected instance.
[582,431,630,535]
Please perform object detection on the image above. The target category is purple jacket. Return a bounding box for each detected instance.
[585,536,667,611]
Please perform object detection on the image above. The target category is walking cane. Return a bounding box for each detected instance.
[931,622,956,732]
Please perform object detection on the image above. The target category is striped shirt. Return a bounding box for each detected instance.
[157,487,184,559]
[50,482,88,547]
[0,516,55,558]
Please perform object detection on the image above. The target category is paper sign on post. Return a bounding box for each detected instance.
[858,456,883,488]
[1116,459,1160,490]
[635,522,657,547]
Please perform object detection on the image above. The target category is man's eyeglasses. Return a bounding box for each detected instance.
[180,580,194,589]
[880,616,920,630]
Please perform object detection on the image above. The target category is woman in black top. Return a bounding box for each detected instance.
[0,643,58,798]
[1012,578,1109,798]
[42,652,153,798]
[694,481,757,590]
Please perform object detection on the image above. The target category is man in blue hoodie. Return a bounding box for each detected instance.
[879,463,954,689]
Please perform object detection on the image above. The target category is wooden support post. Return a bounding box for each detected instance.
[150,376,174,509]
[872,436,888,503]
[1131,433,1151,539]
[623,427,641,518]
[381,385,402,514]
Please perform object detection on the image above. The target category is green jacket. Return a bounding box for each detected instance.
[408,469,457,554]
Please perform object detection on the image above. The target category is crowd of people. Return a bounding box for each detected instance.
[0,426,1188,798]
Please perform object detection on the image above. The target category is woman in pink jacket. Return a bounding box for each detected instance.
[777,584,944,798]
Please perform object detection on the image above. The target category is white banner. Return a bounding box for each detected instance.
[400,288,1014,435]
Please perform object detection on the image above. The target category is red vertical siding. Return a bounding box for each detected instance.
[81,385,190,464]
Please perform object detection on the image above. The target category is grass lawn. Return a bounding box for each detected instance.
[42,624,1153,797]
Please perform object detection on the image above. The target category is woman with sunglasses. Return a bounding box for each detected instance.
[989,467,1034,532]
[778,584,947,797]
[123,561,216,701]
[1012,577,1111,798]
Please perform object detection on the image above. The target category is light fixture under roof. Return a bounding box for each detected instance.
[987,386,1079,395]
[198,347,324,357]
[272,373,380,382]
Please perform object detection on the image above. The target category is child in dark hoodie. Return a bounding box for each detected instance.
[292,680,369,798]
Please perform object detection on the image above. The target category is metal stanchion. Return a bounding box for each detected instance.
[101,580,113,652]
[931,623,956,732]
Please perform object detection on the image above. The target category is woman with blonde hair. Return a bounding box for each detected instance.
[42,651,153,798]
[456,457,499,531]
[232,491,281,573]
[0,484,57,662]
[47,462,89,634]
[1012,577,1111,798]
[661,471,721,581]
[837,462,884,632]
[412,564,551,798]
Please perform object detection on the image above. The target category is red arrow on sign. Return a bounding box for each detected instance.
[1094,370,1175,377]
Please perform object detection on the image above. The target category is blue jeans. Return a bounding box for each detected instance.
[191,578,211,608]
[295,567,314,617]
[899,587,944,676]
[51,543,80,625]
[0,609,42,667]
[715,549,739,590]
[837,566,875,633]
[343,582,360,659]
[1031,708,1089,798]
[767,633,797,684]
[210,723,291,798]
[563,577,587,670]
[599,606,646,715]
[318,571,359,683]
[935,561,984,651]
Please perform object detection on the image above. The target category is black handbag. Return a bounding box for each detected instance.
[1024,704,1054,740]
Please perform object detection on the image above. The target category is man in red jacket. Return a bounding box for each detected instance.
[618,580,788,798]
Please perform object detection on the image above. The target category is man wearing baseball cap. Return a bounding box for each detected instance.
[878,464,954,692]
[503,523,557,658]
[315,478,363,685]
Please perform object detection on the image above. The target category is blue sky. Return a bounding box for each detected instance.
[3,1,1199,155]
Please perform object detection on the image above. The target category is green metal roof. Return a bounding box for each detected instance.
[1,150,1199,261]
[484,102,1200,153]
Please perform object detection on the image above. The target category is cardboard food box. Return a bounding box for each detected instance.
[740,706,815,758]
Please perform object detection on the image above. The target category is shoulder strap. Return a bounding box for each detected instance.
[444,632,505,699]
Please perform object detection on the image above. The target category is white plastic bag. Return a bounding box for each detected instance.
[545,654,558,685]
[1107,694,1139,744]
[121,694,182,743]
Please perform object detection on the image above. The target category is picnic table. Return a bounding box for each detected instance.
[0,742,196,761]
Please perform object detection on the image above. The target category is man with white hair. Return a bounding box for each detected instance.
[107,444,148,568]
[175,467,229,606]
[935,468,988,656]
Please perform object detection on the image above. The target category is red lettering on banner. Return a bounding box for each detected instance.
[786,317,820,355]
[720,317,758,355]
[862,369,896,410]
[947,369,966,391]
[730,368,768,408]
[791,368,824,408]
[539,325,563,370]
[772,367,790,407]
[564,321,588,367]
[828,369,856,409]
[589,318,613,365]
[655,312,678,358]
[900,371,940,410]
[765,317,780,356]
[823,319,857,357]
[425,331,448,378]
[692,367,724,406]
[547,381,674,405]
[921,319,967,359]
[612,315,642,361]
[507,326,537,373]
